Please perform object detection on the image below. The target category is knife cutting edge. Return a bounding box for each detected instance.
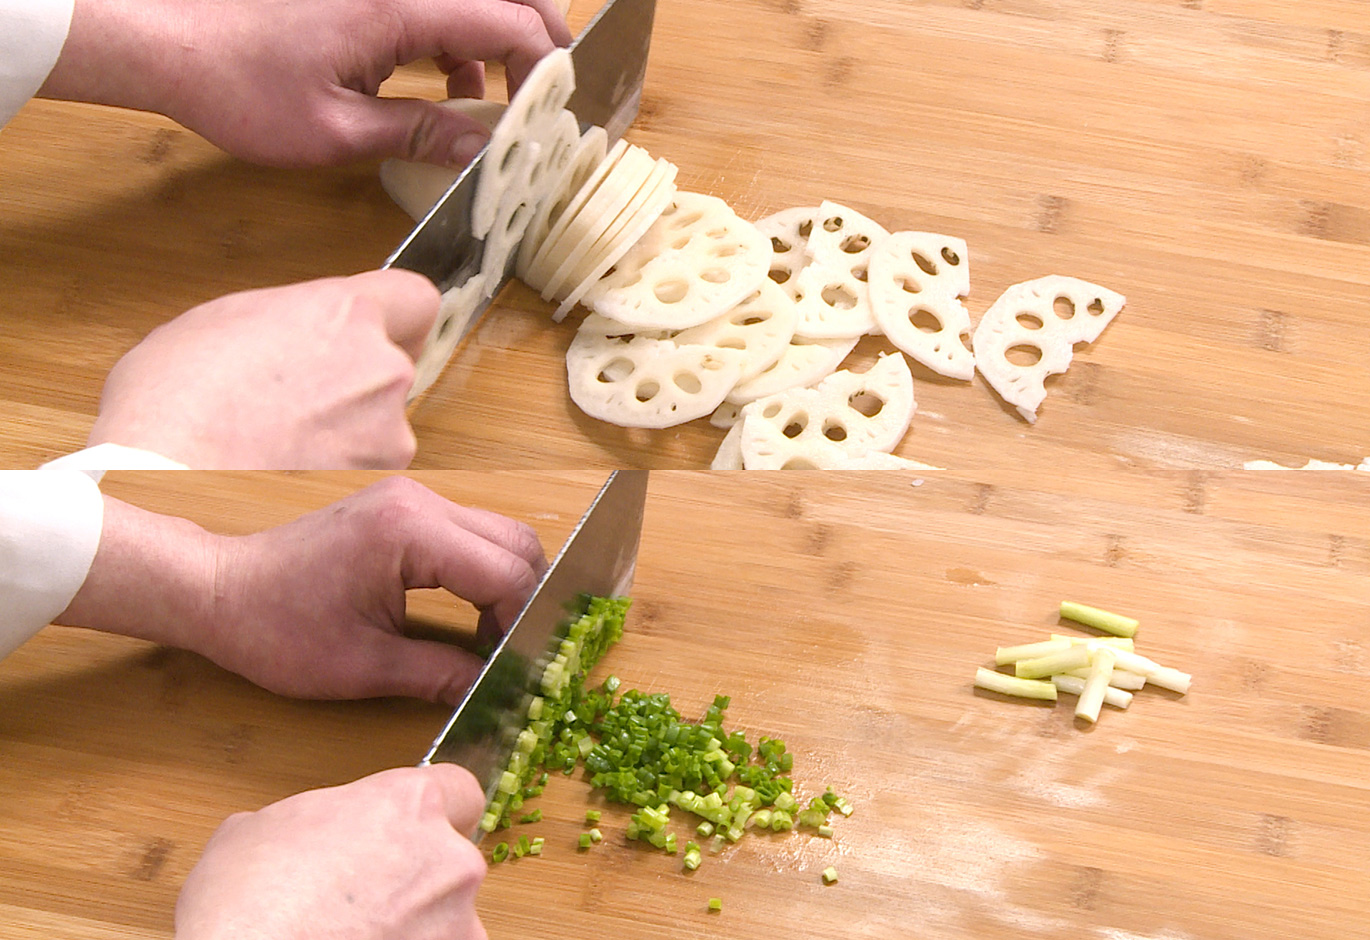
[421,470,649,840]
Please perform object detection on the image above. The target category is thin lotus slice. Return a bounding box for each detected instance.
[672,278,798,384]
[737,352,916,469]
[378,99,508,221]
[711,419,745,469]
[517,124,609,278]
[786,201,888,339]
[973,276,1126,423]
[536,144,657,301]
[868,231,975,380]
[725,334,858,406]
[524,138,631,292]
[583,191,771,331]
[565,329,746,428]
[754,205,822,302]
[408,276,486,402]
[551,158,678,321]
[472,48,575,238]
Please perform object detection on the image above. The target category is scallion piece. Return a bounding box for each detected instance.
[974,667,1058,701]
[822,866,838,884]
[491,842,509,863]
[817,824,834,838]
[518,809,542,824]
[578,833,592,850]
[1060,601,1139,638]
[588,827,603,843]
[708,897,722,913]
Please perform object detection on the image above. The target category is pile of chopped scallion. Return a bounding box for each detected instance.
[482,595,851,878]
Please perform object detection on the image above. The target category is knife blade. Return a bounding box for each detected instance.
[421,469,649,839]
[382,0,658,296]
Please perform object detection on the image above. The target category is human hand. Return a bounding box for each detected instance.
[175,764,489,940]
[58,477,548,703]
[39,0,572,168]
[88,270,437,470]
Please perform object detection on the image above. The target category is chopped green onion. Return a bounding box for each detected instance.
[588,827,603,843]
[578,833,593,849]
[518,809,542,824]
[491,842,509,863]
[822,866,838,884]
[697,821,714,838]
[585,810,601,824]
[1060,601,1139,638]
[817,823,834,838]
[529,837,544,856]
[708,897,722,913]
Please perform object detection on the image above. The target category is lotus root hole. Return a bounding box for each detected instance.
[782,458,821,469]
[852,265,868,282]
[912,252,938,276]
[598,357,635,383]
[706,227,729,239]
[671,211,704,229]
[700,268,732,284]
[797,219,814,238]
[1006,344,1043,367]
[822,215,843,232]
[1088,298,1105,316]
[1053,296,1076,319]
[734,312,768,326]
[761,402,783,419]
[769,266,792,285]
[782,415,809,438]
[672,235,692,250]
[634,380,660,402]
[822,420,848,442]
[653,278,690,304]
[849,391,885,418]
[909,309,944,334]
[898,276,922,294]
[1016,313,1044,330]
[718,338,746,350]
[941,247,961,266]
[712,244,742,258]
[771,236,792,253]
[437,313,456,339]
[673,371,703,394]
[821,284,858,310]
[841,234,870,254]
[499,141,521,174]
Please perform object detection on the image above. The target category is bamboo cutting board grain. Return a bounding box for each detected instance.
[0,469,1366,939]
[2,0,1370,469]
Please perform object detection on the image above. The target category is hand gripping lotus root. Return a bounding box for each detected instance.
[972,276,1126,422]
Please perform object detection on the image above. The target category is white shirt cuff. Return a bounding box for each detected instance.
[42,442,190,481]
[0,469,104,660]
[0,0,76,129]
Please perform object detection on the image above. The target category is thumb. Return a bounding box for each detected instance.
[340,96,493,169]
[365,632,486,706]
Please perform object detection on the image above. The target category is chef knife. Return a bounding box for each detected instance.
[421,469,649,839]
[381,0,658,296]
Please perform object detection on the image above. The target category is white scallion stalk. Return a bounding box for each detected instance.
[995,638,1072,665]
[1059,601,1139,638]
[975,667,1058,701]
[1014,645,1091,679]
[1063,666,1147,691]
[1050,634,1135,652]
[1051,673,1132,709]
[1075,648,1117,723]
[1109,649,1192,695]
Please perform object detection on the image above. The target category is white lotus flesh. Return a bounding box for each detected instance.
[738,352,916,469]
[517,125,609,279]
[973,276,1126,423]
[408,276,486,401]
[566,331,745,428]
[754,205,822,302]
[868,230,975,380]
[583,191,771,330]
[673,278,798,384]
[726,334,858,405]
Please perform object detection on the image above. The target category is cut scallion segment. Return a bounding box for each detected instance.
[1060,601,1139,638]
[1074,647,1116,724]
[491,842,509,863]
[974,667,1058,701]
[1013,646,1091,679]
[994,638,1071,665]
[1051,673,1132,709]
[822,866,838,884]
[708,897,722,912]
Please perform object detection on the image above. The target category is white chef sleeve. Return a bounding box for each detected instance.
[42,443,189,474]
[1,0,76,130]
[0,469,104,660]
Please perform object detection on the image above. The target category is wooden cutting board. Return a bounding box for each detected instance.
[1,469,1366,939]
[3,0,1370,469]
